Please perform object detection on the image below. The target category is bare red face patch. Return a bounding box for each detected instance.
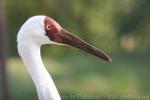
[44,17,62,42]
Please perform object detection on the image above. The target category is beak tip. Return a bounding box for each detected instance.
[102,55,112,62]
[108,58,112,62]
[107,56,112,62]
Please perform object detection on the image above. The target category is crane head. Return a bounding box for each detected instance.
[17,15,112,62]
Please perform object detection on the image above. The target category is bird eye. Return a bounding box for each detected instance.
[46,25,52,30]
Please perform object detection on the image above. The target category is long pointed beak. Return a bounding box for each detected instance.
[51,29,112,62]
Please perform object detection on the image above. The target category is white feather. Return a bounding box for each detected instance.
[17,15,61,100]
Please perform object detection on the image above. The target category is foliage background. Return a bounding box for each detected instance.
[0,0,150,100]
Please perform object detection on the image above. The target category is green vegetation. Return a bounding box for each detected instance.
[0,0,150,99]
[7,53,150,100]
[5,0,150,56]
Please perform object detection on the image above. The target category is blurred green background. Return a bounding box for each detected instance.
[0,0,150,100]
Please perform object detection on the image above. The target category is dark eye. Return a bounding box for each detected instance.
[46,25,52,30]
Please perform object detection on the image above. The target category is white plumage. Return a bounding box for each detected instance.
[17,16,61,100]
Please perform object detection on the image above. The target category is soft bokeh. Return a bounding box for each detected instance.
[0,0,150,100]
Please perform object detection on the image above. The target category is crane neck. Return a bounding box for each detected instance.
[17,42,61,100]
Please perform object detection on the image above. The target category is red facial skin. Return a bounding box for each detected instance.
[44,17,63,43]
[44,16,112,62]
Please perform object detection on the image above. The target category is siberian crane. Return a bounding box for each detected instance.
[17,16,112,100]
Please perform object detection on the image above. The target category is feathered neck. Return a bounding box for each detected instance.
[17,41,61,100]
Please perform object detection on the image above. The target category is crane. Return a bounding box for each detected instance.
[17,15,112,100]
